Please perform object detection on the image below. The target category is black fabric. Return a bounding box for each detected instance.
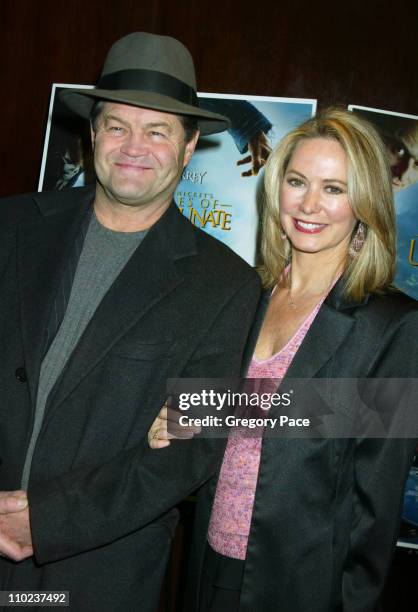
[185,286,418,612]
[0,186,261,612]
[44,205,92,353]
[200,545,244,612]
[97,69,198,106]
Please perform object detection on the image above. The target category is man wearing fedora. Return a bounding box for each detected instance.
[0,33,260,610]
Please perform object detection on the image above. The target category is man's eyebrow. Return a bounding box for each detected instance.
[102,113,130,126]
[145,121,173,132]
[286,169,347,185]
[101,115,174,133]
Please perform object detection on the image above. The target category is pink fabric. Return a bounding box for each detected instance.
[208,299,324,560]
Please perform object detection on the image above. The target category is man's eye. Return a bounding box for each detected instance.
[108,126,124,133]
[150,130,166,138]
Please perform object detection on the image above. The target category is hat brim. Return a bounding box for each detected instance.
[60,88,230,136]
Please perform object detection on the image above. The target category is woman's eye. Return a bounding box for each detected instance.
[325,185,343,194]
[287,178,303,187]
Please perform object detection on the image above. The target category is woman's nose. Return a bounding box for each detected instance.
[300,187,320,214]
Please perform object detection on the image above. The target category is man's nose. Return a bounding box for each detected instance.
[300,187,321,214]
[120,131,147,156]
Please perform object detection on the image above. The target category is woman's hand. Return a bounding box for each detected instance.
[148,402,201,449]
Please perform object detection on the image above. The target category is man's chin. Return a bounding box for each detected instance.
[103,185,152,207]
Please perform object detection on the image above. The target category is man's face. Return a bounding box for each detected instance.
[91,102,198,209]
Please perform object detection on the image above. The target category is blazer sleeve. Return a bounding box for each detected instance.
[341,437,416,611]
[342,308,418,612]
[28,274,261,564]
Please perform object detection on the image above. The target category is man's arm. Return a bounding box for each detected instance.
[18,274,261,564]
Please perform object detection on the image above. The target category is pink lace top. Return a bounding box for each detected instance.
[207,297,325,560]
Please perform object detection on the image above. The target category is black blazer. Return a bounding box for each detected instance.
[187,283,418,612]
[0,186,261,611]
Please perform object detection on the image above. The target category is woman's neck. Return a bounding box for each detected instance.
[285,249,345,298]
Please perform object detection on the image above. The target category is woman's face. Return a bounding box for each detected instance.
[279,138,357,259]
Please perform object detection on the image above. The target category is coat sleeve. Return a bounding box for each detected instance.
[28,274,261,564]
[341,437,416,611]
[341,309,418,612]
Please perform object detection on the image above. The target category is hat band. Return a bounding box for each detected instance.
[97,69,198,107]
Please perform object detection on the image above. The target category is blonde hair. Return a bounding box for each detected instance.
[260,107,396,300]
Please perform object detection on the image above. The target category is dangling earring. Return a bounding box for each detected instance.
[349,222,366,258]
[280,232,287,240]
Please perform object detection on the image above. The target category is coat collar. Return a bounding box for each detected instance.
[32,184,96,216]
[19,187,95,405]
[324,276,370,312]
[19,186,197,412]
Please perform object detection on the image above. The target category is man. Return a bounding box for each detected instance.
[0,33,261,611]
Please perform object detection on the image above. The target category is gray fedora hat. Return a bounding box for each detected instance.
[60,32,229,136]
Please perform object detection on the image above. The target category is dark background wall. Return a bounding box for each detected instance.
[0,0,417,198]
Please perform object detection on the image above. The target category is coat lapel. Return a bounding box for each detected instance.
[18,187,94,405]
[48,201,197,413]
[284,301,354,380]
[251,281,359,383]
[286,278,369,380]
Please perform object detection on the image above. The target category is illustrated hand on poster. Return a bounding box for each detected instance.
[237,131,272,176]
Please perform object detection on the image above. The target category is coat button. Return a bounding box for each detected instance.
[15,367,27,383]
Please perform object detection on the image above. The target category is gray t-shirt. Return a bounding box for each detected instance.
[21,214,147,488]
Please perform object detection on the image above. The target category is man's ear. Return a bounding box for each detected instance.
[183,130,200,168]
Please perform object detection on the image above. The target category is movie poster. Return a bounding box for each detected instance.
[349,106,418,550]
[349,105,418,301]
[39,84,316,264]
[398,448,418,550]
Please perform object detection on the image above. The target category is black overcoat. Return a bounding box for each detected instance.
[0,186,261,611]
[187,284,418,612]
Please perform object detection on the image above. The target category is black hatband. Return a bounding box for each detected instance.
[97,69,198,106]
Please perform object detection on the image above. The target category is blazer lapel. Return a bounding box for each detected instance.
[48,202,197,413]
[286,278,368,380]
[18,187,94,405]
[284,302,354,380]
[267,279,365,428]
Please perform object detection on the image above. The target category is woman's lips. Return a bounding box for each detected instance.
[292,218,327,234]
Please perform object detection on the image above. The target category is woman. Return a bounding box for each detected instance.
[149,108,418,611]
